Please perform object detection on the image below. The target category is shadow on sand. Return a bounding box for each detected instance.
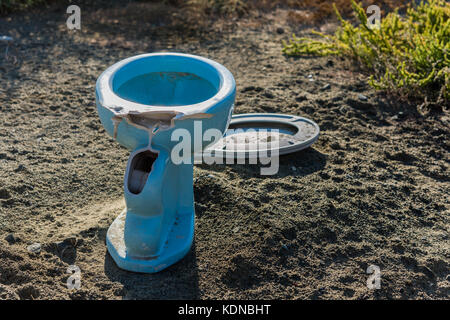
[199,147,328,179]
[104,243,200,300]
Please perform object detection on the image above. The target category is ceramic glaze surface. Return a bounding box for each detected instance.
[116,72,217,106]
[95,53,236,273]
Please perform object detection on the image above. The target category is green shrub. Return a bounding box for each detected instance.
[283,0,450,108]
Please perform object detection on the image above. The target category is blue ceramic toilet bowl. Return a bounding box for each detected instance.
[96,53,236,273]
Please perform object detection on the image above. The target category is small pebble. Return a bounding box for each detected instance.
[291,166,297,171]
[321,84,331,90]
[232,226,240,233]
[358,94,368,101]
[57,237,77,250]
[5,233,16,244]
[27,243,41,253]
[281,244,289,251]
[296,95,307,102]
[241,86,255,92]
[14,164,26,172]
[263,91,274,99]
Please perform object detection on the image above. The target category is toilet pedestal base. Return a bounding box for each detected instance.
[106,209,194,273]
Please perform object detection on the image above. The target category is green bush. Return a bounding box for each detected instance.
[283,0,450,108]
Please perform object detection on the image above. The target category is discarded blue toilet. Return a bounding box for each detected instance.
[96,53,236,273]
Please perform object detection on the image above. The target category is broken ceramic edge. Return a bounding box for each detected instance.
[108,107,214,140]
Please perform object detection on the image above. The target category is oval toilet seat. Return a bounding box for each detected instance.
[203,113,320,159]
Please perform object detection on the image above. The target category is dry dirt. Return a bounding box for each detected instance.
[0,1,449,300]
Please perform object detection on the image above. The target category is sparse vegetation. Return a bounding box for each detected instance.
[3,0,447,108]
[0,0,406,23]
[283,0,450,109]
[181,0,404,22]
[284,0,406,26]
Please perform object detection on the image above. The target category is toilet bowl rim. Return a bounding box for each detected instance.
[96,52,236,116]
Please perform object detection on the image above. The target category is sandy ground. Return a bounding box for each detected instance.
[0,1,449,300]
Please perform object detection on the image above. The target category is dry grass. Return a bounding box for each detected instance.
[2,0,410,25]
[284,0,408,25]
[177,0,408,24]
[129,0,411,30]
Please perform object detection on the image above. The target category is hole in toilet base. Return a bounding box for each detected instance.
[128,150,158,195]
